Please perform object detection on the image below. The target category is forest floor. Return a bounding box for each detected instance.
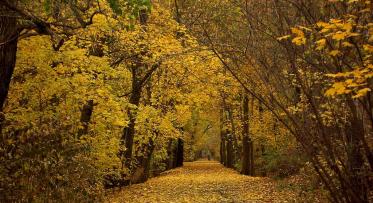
[106,160,302,203]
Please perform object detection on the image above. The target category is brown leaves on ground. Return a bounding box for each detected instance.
[106,161,298,203]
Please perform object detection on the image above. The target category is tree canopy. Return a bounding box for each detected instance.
[0,0,371,202]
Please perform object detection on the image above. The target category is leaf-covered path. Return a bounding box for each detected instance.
[107,161,297,203]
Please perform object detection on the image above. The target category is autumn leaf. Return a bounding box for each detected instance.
[329,50,341,56]
[316,38,327,50]
[332,32,348,40]
[352,88,371,98]
[291,27,306,45]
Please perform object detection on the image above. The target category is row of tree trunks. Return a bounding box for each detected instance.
[220,132,234,168]
[220,93,254,175]
[228,108,240,165]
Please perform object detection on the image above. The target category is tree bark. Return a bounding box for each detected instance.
[0,4,19,133]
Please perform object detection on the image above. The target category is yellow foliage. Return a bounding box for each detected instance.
[329,50,340,56]
[291,27,306,45]
[316,38,327,50]
[293,1,373,100]
[352,88,371,98]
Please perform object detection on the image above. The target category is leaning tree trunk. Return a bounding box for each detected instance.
[120,68,142,169]
[120,8,149,171]
[0,4,19,133]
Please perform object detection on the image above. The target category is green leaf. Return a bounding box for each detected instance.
[107,0,123,15]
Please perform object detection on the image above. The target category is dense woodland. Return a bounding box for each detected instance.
[0,0,372,202]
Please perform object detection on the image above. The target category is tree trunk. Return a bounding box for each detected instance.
[228,108,239,166]
[172,139,178,168]
[78,100,94,137]
[0,4,19,133]
[143,138,155,181]
[120,68,142,169]
[220,107,227,165]
[241,93,254,175]
[220,131,227,166]
[166,139,174,170]
[226,133,234,168]
[119,7,149,170]
[131,138,155,184]
[345,100,368,203]
[176,138,183,167]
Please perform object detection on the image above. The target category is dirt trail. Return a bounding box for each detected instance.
[107,161,296,203]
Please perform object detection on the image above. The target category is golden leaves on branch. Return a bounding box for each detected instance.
[282,0,372,100]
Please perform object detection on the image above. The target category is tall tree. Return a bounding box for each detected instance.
[0,0,108,132]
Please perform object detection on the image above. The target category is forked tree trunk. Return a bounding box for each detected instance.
[0,4,19,133]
